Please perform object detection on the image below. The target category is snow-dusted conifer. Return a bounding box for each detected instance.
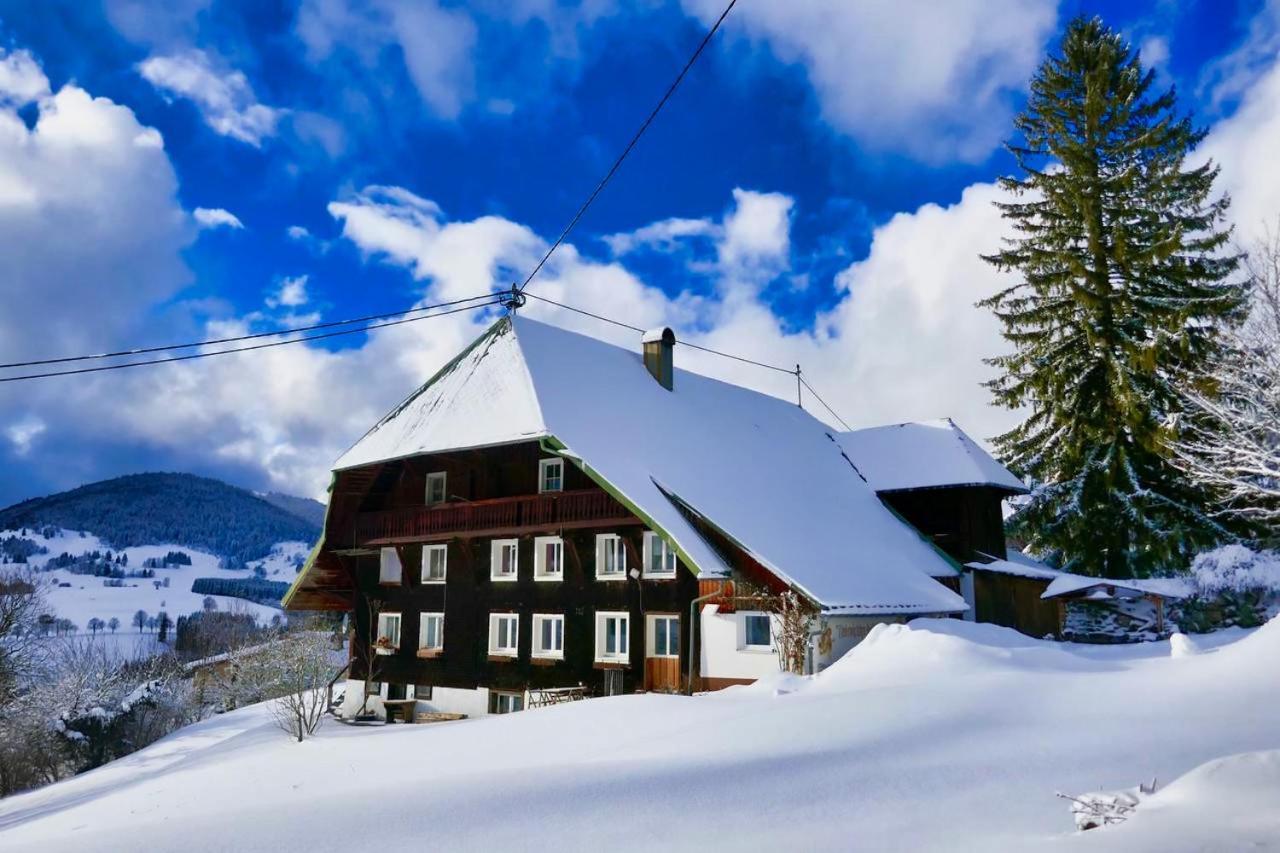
[982,17,1246,576]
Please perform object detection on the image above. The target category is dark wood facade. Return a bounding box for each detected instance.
[879,485,1010,564]
[326,440,699,697]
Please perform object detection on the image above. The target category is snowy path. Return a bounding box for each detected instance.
[1,619,1277,851]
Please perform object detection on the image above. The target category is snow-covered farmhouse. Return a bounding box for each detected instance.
[284,316,1027,716]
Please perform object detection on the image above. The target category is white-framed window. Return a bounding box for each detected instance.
[489,613,519,657]
[647,614,680,658]
[420,544,447,583]
[490,691,524,714]
[532,614,565,659]
[534,536,563,581]
[419,612,443,652]
[425,471,447,505]
[375,612,402,653]
[742,612,773,651]
[595,611,630,663]
[595,534,627,580]
[538,457,564,493]
[490,539,519,581]
[378,547,402,585]
[642,532,678,578]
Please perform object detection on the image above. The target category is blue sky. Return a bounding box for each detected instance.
[1,0,1278,505]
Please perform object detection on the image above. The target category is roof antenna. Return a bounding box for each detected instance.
[795,364,803,407]
[498,283,526,315]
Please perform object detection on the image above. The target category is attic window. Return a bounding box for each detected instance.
[426,471,447,505]
[379,547,402,585]
[642,532,677,578]
[538,458,564,493]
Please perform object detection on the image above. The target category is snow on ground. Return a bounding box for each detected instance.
[1,528,309,632]
[1,618,1278,852]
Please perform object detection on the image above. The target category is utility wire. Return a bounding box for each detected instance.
[0,298,503,383]
[515,0,738,295]
[800,375,852,431]
[524,290,855,429]
[0,292,497,371]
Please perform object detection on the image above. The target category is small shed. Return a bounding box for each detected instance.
[966,555,1191,641]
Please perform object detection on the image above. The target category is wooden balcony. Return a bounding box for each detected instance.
[353,488,639,546]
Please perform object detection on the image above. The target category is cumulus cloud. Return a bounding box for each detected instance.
[193,207,244,230]
[0,49,51,105]
[138,49,282,146]
[680,0,1057,162]
[268,275,310,309]
[297,0,477,120]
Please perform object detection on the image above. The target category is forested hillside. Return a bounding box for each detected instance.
[258,492,326,528]
[0,473,319,562]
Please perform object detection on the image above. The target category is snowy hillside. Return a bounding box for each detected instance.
[1,618,1277,852]
[1,527,309,632]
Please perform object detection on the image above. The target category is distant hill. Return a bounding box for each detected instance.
[0,473,319,563]
[258,492,327,528]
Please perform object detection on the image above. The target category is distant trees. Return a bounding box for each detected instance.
[108,617,120,634]
[203,596,217,612]
[133,610,148,633]
[0,473,318,564]
[88,618,104,635]
[174,610,262,659]
[191,577,289,607]
[157,612,171,643]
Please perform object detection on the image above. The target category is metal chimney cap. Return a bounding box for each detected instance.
[642,327,675,346]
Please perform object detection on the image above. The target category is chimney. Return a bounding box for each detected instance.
[642,327,675,391]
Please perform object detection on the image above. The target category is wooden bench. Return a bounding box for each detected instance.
[382,699,417,723]
[414,712,467,724]
[527,685,589,708]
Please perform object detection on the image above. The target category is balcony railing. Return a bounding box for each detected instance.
[353,488,636,546]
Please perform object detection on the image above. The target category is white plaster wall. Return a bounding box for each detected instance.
[414,685,492,717]
[813,615,908,671]
[700,605,784,683]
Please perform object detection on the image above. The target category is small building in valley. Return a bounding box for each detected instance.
[284,316,1030,717]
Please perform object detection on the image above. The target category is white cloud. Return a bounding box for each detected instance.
[138,49,281,146]
[297,0,476,120]
[604,216,717,256]
[680,0,1058,163]
[193,207,244,230]
[5,415,46,457]
[268,275,310,309]
[1199,0,1280,110]
[1140,35,1170,71]
[0,49,50,105]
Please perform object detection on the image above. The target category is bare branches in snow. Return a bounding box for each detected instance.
[1175,225,1280,537]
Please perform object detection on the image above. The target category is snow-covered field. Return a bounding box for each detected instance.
[1,618,1277,852]
[1,527,308,632]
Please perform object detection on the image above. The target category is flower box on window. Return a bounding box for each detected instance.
[374,636,398,655]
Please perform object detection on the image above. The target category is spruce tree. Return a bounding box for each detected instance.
[981,17,1246,577]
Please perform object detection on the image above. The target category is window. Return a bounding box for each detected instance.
[743,613,773,650]
[378,547,402,585]
[595,611,630,662]
[490,539,519,581]
[595,534,627,580]
[490,691,524,714]
[425,471,447,505]
[532,614,565,659]
[534,536,563,581]
[538,458,564,493]
[489,613,519,657]
[642,532,677,578]
[419,612,443,653]
[375,612,402,654]
[414,684,433,701]
[648,614,680,658]
[421,544,447,583]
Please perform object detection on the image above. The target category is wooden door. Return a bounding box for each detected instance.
[644,614,681,693]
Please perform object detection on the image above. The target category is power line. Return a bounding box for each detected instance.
[800,375,852,431]
[0,298,503,383]
[514,0,738,295]
[523,290,855,429]
[0,292,497,371]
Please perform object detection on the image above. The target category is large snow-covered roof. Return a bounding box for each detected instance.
[836,419,1026,494]
[334,316,964,615]
[335,322,547,470]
